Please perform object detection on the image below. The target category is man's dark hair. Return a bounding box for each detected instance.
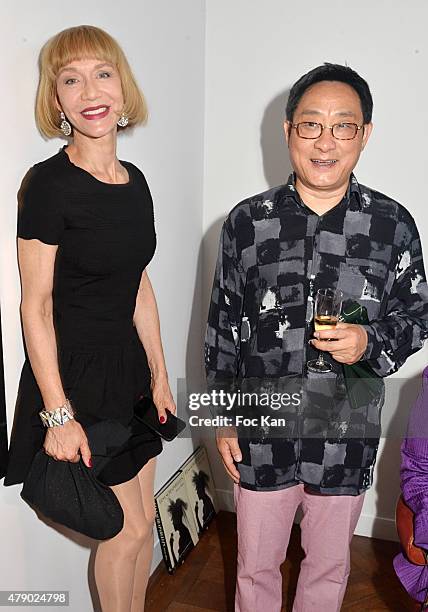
[285,63,373,124]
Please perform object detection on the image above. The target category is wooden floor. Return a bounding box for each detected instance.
[145,511,421,612]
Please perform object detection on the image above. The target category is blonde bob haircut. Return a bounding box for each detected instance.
[36,25,148,138]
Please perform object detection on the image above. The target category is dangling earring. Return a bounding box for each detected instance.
[117,113,129,128]
[60,111,72,137]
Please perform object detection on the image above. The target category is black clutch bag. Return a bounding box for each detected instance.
[21,419,131,540]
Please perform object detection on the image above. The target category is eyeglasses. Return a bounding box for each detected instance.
[290,121,364,140]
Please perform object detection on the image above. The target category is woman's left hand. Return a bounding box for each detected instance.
[151,376,176,423]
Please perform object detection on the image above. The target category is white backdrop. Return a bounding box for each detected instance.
[0,1,205,609]
[202,0,428,541]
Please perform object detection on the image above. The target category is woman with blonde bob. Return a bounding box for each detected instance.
[4,25,175,611]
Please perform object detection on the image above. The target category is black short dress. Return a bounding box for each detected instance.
[4,147,162,488]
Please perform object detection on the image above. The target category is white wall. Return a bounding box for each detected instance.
[0,1,205,610]
[203,0,428,540]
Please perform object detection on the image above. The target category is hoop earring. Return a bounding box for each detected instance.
[60,112,72,137]
[117,113,129,128]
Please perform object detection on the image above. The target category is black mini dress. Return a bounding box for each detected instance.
[4,147,162,488]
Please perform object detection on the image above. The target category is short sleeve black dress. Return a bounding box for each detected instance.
[4,147,162,488]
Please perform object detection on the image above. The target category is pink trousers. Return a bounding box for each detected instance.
[234,483,365,612]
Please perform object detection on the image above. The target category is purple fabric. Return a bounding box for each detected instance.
[394,366,428,603]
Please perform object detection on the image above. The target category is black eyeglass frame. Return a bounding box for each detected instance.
[290,121,364,140]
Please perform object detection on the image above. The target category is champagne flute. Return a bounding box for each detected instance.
[307,288,343,374]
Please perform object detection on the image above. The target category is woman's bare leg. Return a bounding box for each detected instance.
[130,457,157,612]
[94,459,156,612]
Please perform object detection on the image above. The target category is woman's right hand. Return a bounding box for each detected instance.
[43,420,92,467]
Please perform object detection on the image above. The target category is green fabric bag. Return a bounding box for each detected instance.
[340,301,383,410]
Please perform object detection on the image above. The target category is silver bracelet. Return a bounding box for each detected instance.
[39,399,75,428]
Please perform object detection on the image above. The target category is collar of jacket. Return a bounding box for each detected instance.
[282,172,364,212]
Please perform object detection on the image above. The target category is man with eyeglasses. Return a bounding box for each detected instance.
[205,63,428,611]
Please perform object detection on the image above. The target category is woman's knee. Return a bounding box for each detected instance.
[110,477,156,554]
[144,501,156,529]
[122,511,155,551]
[130,517,154,546]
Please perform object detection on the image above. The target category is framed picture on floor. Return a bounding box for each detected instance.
[181,446,218,535]
[155,471,199,573]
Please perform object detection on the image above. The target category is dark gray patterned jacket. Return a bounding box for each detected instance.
[205,174,428,494]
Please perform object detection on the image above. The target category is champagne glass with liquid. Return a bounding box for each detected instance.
[307,288,343,374]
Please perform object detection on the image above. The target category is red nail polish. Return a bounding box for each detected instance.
[88,458,93,468]
[159,415,166,424]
